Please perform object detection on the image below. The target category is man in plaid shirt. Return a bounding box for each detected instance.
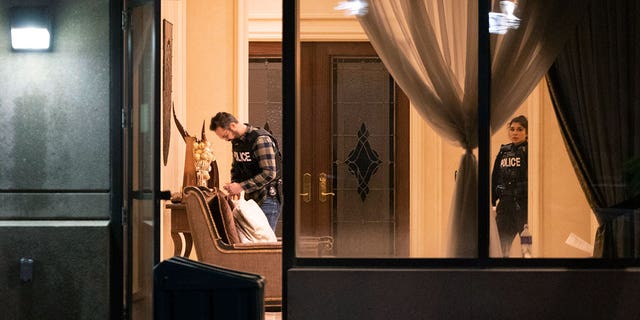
[210,112,282,232]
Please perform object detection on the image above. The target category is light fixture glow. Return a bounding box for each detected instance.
[335,0,368,16]
[11,28,51,50]
[489,1,521,35]
[10,6,52,51]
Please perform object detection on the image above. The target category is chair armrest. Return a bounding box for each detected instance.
[214,239,282,253]
[231,242,282,250]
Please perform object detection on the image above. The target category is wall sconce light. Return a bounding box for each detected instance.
[10,6,52,51]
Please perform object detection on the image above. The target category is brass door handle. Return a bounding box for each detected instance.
[300,173,311,203]
[319,172,335,202]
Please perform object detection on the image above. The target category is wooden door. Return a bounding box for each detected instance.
[299,42,409,257]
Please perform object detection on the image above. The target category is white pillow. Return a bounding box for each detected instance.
[232,196,277,243]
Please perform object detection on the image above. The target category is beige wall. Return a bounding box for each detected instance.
[186,0,237,188]
[161,0,186,260]
[161,0,239,259]
[161,0,186,194]
[162,0,236,195]
[538,80,594,257]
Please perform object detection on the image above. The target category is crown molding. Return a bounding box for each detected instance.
[248,13,367,41]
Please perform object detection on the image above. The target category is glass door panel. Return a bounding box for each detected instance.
[123,0,158,318]
[332,57,396,257]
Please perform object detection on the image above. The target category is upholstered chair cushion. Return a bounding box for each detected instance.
[207,188,240,245]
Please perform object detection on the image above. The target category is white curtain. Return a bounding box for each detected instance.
[357,0,589,256]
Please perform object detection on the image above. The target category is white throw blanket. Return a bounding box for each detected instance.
[232,194,277,243]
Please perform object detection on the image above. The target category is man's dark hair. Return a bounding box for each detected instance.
[210,112,239,131]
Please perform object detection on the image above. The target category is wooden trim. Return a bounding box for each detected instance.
[249,42,282,57]
[395,86,410,256]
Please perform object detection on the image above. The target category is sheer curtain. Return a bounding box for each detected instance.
[546,0,640,258]
[357,0,588,256]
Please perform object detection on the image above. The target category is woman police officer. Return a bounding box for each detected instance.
[491,115,528,257]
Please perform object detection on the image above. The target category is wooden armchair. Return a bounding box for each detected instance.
[182,186,282,308]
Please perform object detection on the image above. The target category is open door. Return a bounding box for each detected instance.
[122,0,160,318]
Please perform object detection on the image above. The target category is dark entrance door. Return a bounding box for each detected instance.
[299,42,410,257]
[249,42,410,257]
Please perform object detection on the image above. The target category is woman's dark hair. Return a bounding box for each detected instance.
[210,112,238,131]
[508,115,528,132]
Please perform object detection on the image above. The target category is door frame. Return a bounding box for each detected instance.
[111,0,124,318]
[121,0,161,318]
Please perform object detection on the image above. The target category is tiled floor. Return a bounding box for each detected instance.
[265,312,282,320]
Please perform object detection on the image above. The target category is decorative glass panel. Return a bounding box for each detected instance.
[332,57,395,257]
[249,57,283,236]
[249,58,283,145]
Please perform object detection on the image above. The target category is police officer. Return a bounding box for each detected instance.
[210,112,282,232]
[491,115,528,257]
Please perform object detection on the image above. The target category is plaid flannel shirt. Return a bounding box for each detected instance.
[238,129,278,195]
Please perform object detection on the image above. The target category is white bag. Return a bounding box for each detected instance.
[232,194,277,243]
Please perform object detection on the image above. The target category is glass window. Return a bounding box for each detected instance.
[488,82,597,258]
[295,1,478,258]
[288,0,639,261]
[486,0,614,259]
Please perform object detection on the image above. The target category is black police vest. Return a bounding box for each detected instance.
[230,128,282,202]
[492,141,528,202]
